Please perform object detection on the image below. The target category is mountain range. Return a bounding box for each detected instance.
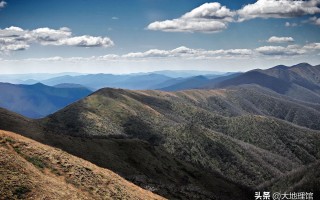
[0,71,231,118]
[0,82,92,118]
[38,72,229,90]
[0,70,230,90]
[206,63,320,102]
[0,63,319,199]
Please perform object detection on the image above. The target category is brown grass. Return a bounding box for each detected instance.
[0,130,166,200]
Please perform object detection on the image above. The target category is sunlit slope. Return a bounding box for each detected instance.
[0,130,165,200]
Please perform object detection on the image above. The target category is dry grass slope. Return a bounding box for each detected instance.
[0,130,165,200]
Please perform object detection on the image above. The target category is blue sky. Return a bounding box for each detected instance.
[0,0,320,74]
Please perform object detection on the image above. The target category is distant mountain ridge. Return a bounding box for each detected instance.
[258,63,320,88]
[202,63,320,103]
[0,70,231,90]
[40,72,232,91]
[0,82,92,118]
[41,73,172,90]
[157,63,320,92]
[0,72,86,84]
[0,63,319,119]
[159,75,210,91]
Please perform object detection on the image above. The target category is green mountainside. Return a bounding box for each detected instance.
[1,84,319,199]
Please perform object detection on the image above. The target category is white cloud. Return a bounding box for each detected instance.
[123,49,170,58]
[147,19,227,33]
[10,46,253,61]
[0,43,29,52]
[256,45,306,56]
[25,56,64,62]
[123,46,253,59]
[0,26,114,53]
[0,27,31,53]
[147,1,320,33]
[206,49,253,56]
[2,42,319,68]
[147,2,234,33]
[181,2,235,22]
[238,0,320,21]
[59,35,114,47]
[121,44,318,59]
[32,27,72,44]
[0,1,6,8]
[0,26,30,40]
[111,17,119,20]
[303,42,320,50]
[39,35,114,47]
[31,27,113,47]
[170,46,198,54]
[309,16,320,25]
[97,54,120,60]
[285,22,298,27]
[267,36,295,43]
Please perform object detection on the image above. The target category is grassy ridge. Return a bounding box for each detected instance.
[0,130,165,200]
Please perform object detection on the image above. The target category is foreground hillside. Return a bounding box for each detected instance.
[1,85,319,199]
[0,130,164,200]
[0,103,253,199]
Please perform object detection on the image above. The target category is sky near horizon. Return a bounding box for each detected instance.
[0,0,320,74]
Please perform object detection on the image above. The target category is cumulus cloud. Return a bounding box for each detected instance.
[97,54,120,60]
[122,44,318,59]
[0,26,30,40]
[123,49,170,58]
[24,56,64,62]
[303,42,320,50]
[0,1,7,8]
[0,43,29,52]
[147,19,227,33]
[206,49,253,56]
[267,36,295,43]
[59,35,114,47]
[3,43,319,64]
[0,26,114,53]
[147,2,234,33]
[256,45,306,56]
[0,27,31,53]
[285,22,298,27]
[238,0,320,21]
[31,27,72,44]
[147,1,320,33]
[31,27,113,47]
[181,2,235,21]
[123,46,253,59]
[309,16,320,25]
